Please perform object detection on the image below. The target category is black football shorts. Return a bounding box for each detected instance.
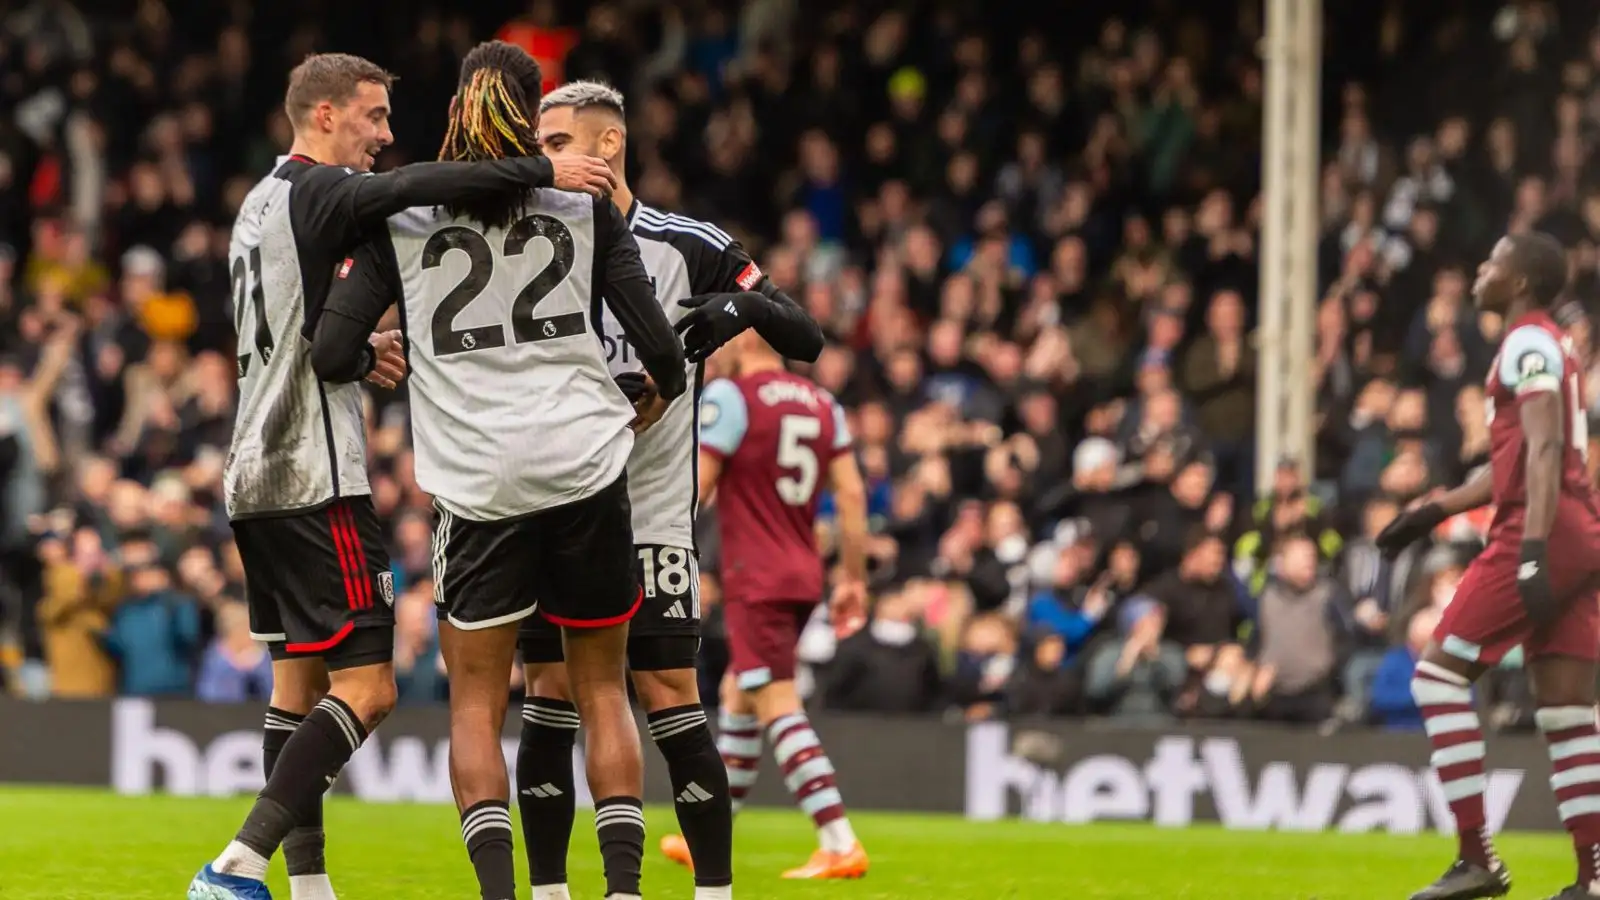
[434,474,641,631]
[232,496,395,671]
[519,541,701,671]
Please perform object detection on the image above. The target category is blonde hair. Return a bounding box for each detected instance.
[439,42,542,164]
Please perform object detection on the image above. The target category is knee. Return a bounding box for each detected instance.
[750,680,800,726]
[634,668,700,712]
[329,664,397,728]
[270,661,331,714]
[530,664,572,702]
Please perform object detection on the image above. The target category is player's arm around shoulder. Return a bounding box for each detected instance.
[676,236,823,364]
[312,238,403,386]
[598,198,686,401]
[695,378,748,505]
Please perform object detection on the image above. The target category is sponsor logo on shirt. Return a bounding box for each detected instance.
[735,261,763,291]
[337,258,354,279]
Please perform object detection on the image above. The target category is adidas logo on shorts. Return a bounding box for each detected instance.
[664,600,688,619]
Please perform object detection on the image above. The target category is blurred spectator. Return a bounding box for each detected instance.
[1181,289,1255,493]
[36,527,120,697]
[394,580,444,705]
[1023,541,1112,661]
[1336,495,1419,720]
[1005,633,1084,717]
[822,588,943,714]
[101,538,199,697]
[1250,535,1350,723]
[949,612,1017,720]
[195,600,271,703]
[1369,604,1443,731]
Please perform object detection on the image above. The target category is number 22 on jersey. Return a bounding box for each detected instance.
[423,214,581,357]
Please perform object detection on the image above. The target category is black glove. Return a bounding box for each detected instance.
[613,372,654,405]
[1374,502,1447,558]
[675,291,767,363]
[1517,538,1558,625]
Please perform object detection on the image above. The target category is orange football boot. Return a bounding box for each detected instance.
[780,843,870,879]
[660,833,694,870]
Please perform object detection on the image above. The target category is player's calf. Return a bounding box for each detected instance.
[441,622,520,900]
[1535,703,1600,896]
[518,664,581,900]
[637,666,733,898]
[267,657,335,899]
[206,659,396,893]
[263,706,334,900]
[746,679,866,879]
[1408,657,1509,899]
[715,673,764,815]
[566,623,645,900]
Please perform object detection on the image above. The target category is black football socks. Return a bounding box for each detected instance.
[263,707,328,878]
[517,697,581,889]
[461,798,517,900]
[595,795,646,897]
[220,697,368,880]
[649,705,734,889]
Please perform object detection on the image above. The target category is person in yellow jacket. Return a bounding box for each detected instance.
[36,529,125,698]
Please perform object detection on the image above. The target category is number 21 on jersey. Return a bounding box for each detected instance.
[232,247,272,375]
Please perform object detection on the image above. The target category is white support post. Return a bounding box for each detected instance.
[1258,0,1323,495]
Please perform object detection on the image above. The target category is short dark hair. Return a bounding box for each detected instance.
[284,54,395,124]
[1510,231,1570,307]
[438,41,545,229]
[1183,524,1218,557]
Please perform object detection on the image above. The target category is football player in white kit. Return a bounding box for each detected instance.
[513,82,824,900]
[313,47,685,900]
[190,51,615,900]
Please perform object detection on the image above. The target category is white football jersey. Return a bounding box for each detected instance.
[605,203,767,549]
[224,157,368,518]
[386,190,634,520]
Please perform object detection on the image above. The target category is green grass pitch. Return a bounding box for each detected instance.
[0,786,1584,898]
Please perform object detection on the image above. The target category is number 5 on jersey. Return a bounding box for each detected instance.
[776,414,822,505]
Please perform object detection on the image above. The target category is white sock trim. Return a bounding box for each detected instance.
[1414,660,1471,685]
[1536,705,1597,733]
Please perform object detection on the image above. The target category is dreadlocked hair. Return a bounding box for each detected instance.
[438,41,544,229]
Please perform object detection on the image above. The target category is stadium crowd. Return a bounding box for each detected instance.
[2,0,1599,733]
